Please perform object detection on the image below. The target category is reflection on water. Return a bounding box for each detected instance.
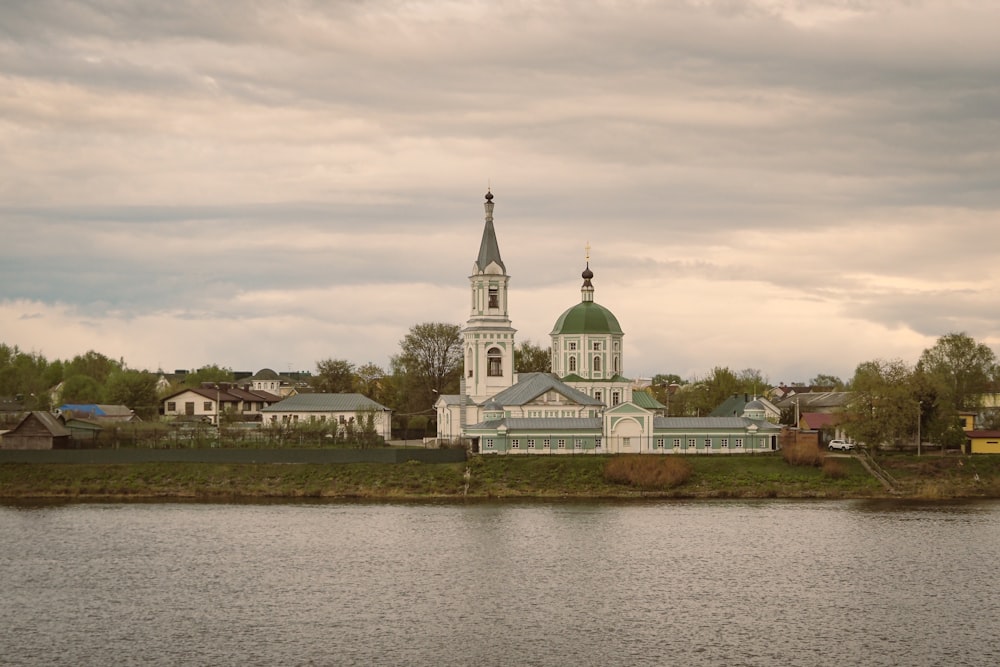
[2,500,999,666]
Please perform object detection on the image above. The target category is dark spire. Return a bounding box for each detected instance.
[475,190,506,273]
[581,243,594,302]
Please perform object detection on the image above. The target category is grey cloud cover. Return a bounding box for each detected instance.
[2,0,998,381]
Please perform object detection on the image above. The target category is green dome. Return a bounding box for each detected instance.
[550,301,623,335]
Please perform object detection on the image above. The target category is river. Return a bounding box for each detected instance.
[2,499,998,666]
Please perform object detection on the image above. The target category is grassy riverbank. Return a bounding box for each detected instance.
[4,452,999,501]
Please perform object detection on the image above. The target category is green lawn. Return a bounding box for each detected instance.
[0,452,914,500]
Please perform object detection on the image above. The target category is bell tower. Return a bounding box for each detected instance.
[462,191,516,405]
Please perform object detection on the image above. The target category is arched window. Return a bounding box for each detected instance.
[569,356,577,373]
[593,356,601,372]
[488,286,499,309]
[487,347,502,377]
[613,356,620,374]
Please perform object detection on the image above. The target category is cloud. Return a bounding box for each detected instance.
[2,0,999,382]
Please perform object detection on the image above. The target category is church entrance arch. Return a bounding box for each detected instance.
[610,418,643,454]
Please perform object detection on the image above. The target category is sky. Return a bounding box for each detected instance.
[2,0,999,385]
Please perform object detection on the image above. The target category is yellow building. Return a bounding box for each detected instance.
[966,430,1000,454]
[960,412,1000,453]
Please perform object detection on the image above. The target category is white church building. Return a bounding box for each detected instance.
[435,192,781,455]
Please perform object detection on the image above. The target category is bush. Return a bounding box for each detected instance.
[782,441,825,467]
[603,455,692,489]
[821,459,847,479]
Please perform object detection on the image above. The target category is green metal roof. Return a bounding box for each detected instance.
[489,373,603,407]
[631,391,666,410]
[550,301,623,335]
[261,393,389,412]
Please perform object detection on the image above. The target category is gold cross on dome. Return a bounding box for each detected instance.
[585,241,591,262]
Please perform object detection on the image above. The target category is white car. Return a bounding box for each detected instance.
[828,439,855,451]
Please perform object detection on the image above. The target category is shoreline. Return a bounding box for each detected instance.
[3,452,999,501]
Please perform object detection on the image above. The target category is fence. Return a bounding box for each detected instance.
[0,447,468,465]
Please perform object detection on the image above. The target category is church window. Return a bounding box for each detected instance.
[613,356,620,374]
[595,437,602,448]
[721,438,729,448]
[487,347,502,376]
[511,439,520,449]
[614,341,619,351]
[612,391,620,406]
[735,438,744,448]
[485,439,494,449]
[623,437,631,448]
[688,438,696,448]
[569,356,577,372]
[656,438,665,448]
[568,342,577,351]
[673,438,682,448]
[594,390,602,402]
[557,439,566,449]
[593,356,601,372]
[488,286,499,309]
[593,341,601,350]
[527,439,535,449]
[543,439,551,448]
[574,439,583,449]
[705,438,712,449]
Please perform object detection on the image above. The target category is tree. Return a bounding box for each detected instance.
[183,365,234,387]
[652,373,684,386]
[59,374,104,404]
[677,367,770,417]
[917,332,997,451]
[810,373,845,390]
[0,344,54,409]
[917,332,996,412]
[354,362,387,402]
[64,350,120,385]
[104,369,160,420]
[313,358,356,393]
[391,322,463,415]
[647,374,684,410]
[515,340,551,373]
[842,358,915,450]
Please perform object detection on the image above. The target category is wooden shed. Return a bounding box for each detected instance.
[1,411,71,450]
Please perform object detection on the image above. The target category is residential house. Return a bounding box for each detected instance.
[57,404,139,422]
[61,417,104,442]
[161,384,281,425]
[711,394,781,423]
[775,391,852,420]
[1,411,71,450]
[248,368,303,397]
[260,393,392,441]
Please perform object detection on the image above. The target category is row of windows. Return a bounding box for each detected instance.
[166,401,261,413]
[486,438,604,449]
[654,438,747,448]
[485,438,764,449]
[566,355,620,374]
[485,437,760,450]
[563,341,620,352]
[525,410,581,418]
